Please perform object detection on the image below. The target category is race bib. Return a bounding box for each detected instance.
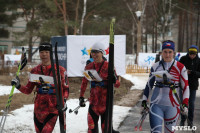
[83,70,102,82]
[29,74,54,84]
[152,70,175,79]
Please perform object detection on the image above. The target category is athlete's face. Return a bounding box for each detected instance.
[39,50,51,65]
[162,49,174,62]
[91,50,103,63]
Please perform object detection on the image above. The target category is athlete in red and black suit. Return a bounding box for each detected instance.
[79,42,120,133]
[11,42,69,133]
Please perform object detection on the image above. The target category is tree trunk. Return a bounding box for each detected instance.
[152,20,155,53]
[178,12,183,52]
[80,0,87,35]
[145,22,147,53]
[74,0,80,35]
[62,0,68,35]
[28,31,33,62]
[186,12,189,50]
[189,0,193,45]
[155,20,158,52]
[132,23,136,54]
[182,9,187,52]
[54,0,68,35]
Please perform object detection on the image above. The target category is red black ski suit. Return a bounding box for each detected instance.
[18,64,69,133]
[80,60,120,133]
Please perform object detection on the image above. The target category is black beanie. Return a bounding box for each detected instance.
[39,42,52,52]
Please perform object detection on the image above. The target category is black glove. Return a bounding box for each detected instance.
[11,76,21,89]
[141,100,148,109]
[62,98,68,111]
[79,97,86,107]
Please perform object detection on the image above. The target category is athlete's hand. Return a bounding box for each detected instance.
[187,69,192,75]
[79,97,86,107]
[114,80,120,88]
[141,100,148,114]
[62,98,68,111]
[11,76,21,89]
[182,104,188,116]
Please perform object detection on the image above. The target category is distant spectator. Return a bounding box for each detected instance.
[155,51,162,63]
[175,52,181,61]
[179,45,200,126]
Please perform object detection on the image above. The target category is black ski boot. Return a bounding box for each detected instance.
[112,129,120,133]
[180,120,185,126]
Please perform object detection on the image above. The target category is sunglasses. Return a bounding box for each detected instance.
[39,45,51,51]
[91,50,100,53]
[189,52,197,55]
[39,45,51,48]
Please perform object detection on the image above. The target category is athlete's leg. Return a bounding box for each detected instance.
[34,113,58,133]
[42,114,58,133]
[188,89,196,125]
[101,111,106,133]
[164,106,180,133]
[88,105,99,133]
[149,104,164,133]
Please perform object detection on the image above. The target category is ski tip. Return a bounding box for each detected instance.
[134,126,138,131]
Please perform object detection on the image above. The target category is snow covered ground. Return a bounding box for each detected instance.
[1,100,130,133]
[0,85,21,96]
[0,74,147,133]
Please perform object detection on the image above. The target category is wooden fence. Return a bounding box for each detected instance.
[126,64,150,74]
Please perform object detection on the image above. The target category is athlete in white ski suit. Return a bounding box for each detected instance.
[142,40,189,133]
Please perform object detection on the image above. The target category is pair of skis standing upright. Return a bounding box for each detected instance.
[0,19,116,133]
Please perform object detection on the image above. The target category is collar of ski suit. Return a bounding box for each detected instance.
[41,64,51,69]
[160,59,175,71]
[94,60,105,65]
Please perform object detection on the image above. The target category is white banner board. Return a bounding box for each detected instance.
[138,52,189,67]
[138,53,157,67]
[67,35,126,77]
[4,54,21,62]
[4,54,21,66]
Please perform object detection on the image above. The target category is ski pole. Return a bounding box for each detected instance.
[69,99,89,115]
[135,107,149,131]
[0,47,26,133]
[163,73,195,133]
[170,84,195,133]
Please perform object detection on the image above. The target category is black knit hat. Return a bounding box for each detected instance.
[39,42,52,52]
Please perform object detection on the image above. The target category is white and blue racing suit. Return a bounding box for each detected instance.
[142,59,189,133]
